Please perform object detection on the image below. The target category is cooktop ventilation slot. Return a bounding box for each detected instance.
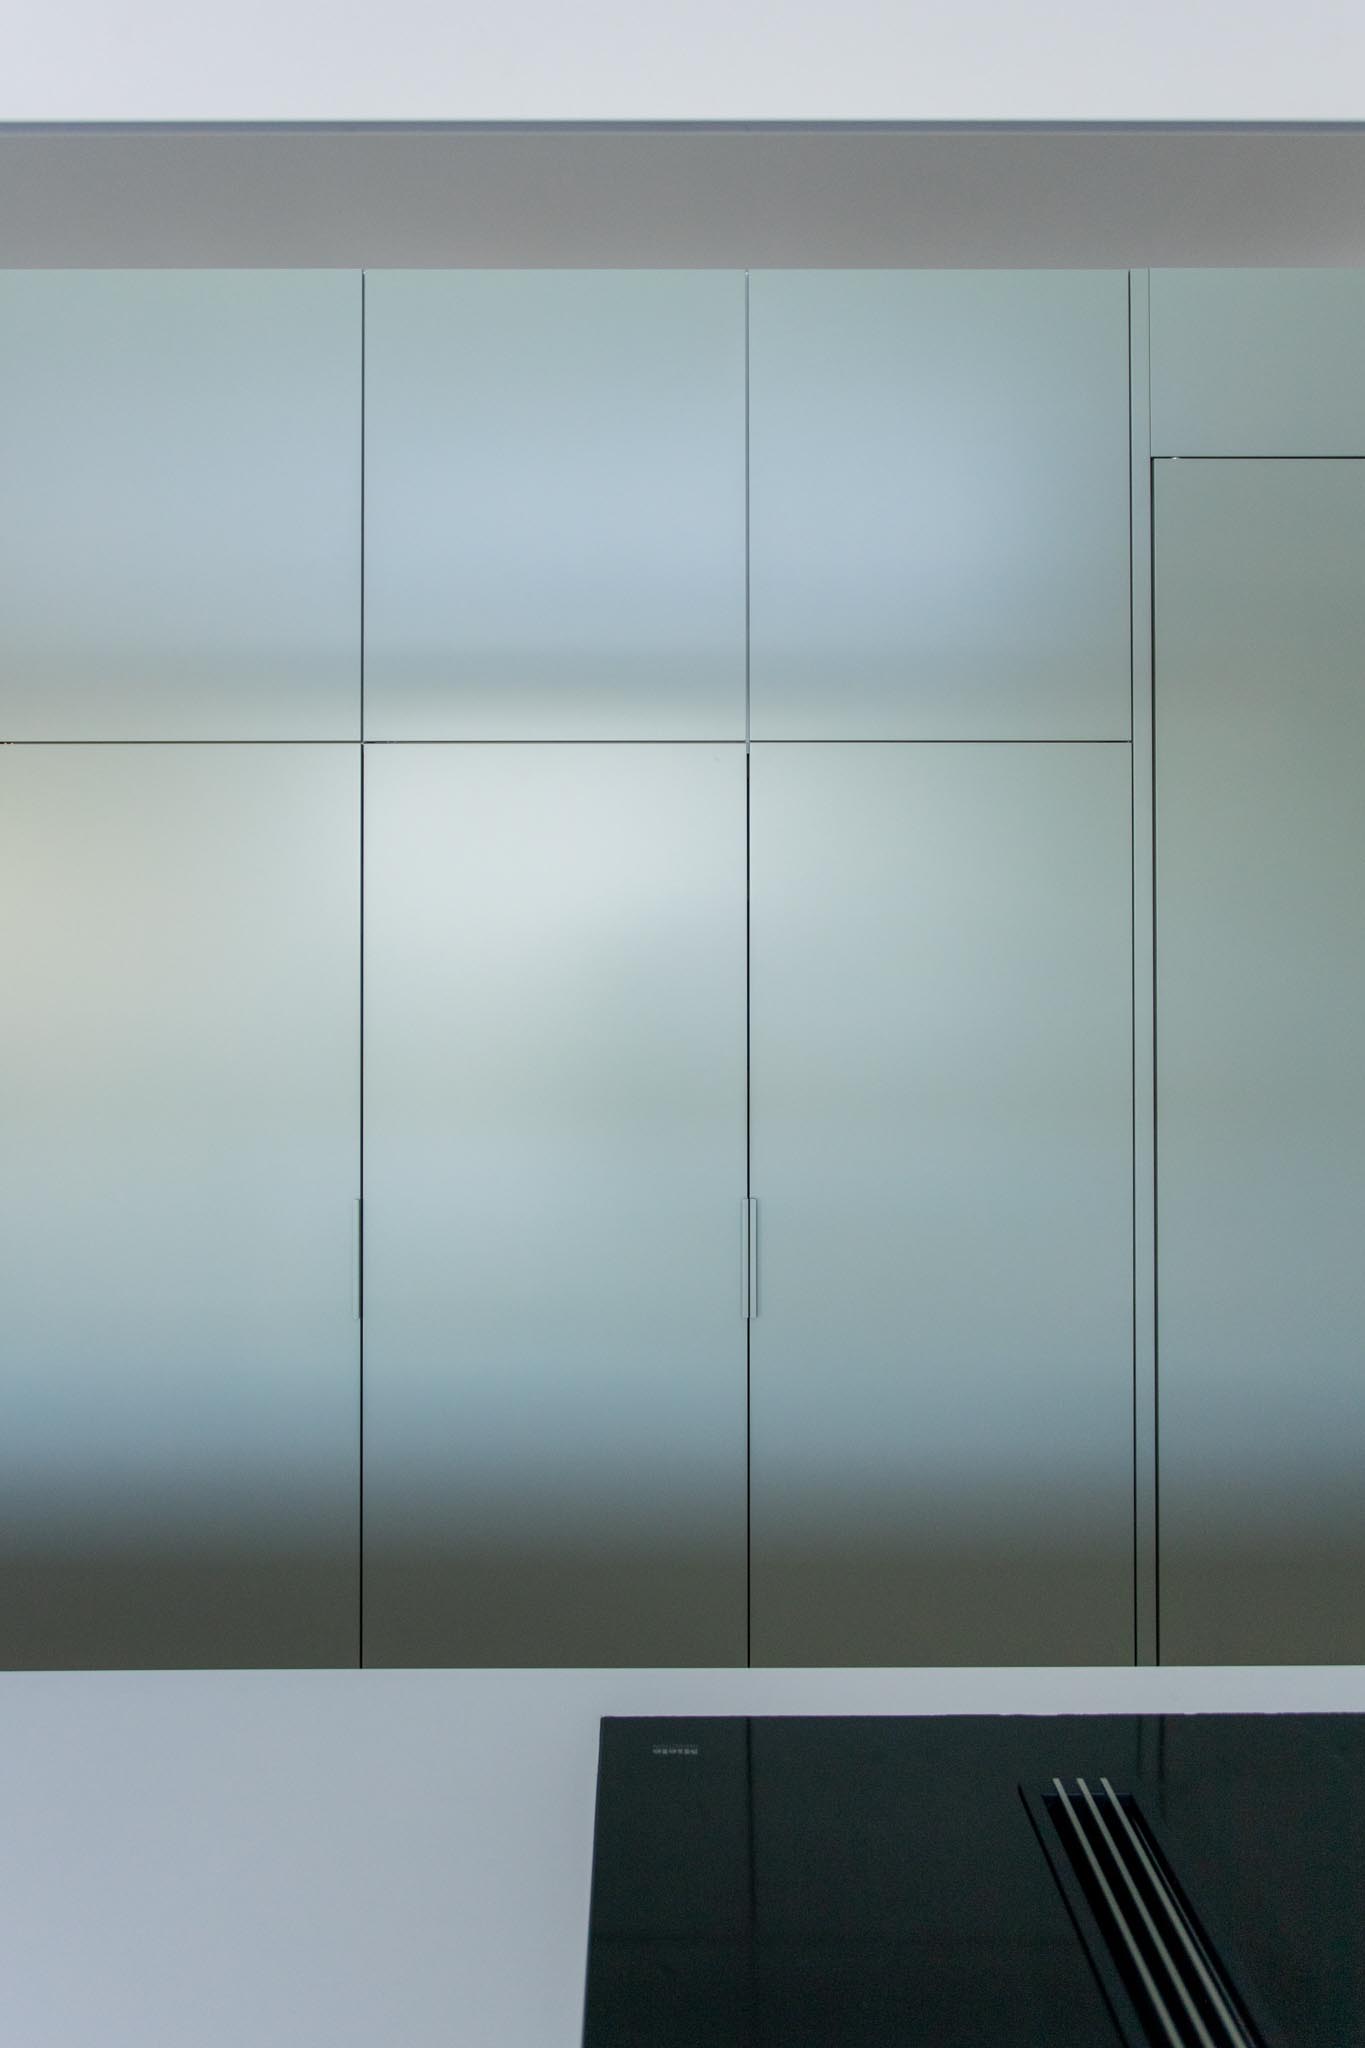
[1043,1777,1261,2048]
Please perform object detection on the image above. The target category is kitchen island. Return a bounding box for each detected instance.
[3,1665,1362,2047]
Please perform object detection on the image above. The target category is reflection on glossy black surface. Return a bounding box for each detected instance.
[582,1716,1365,2047]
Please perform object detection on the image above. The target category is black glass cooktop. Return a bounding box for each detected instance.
[582,1714,1365,2047]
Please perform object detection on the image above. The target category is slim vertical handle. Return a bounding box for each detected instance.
[742,1197,757,1320]
[353,1197,363,1321]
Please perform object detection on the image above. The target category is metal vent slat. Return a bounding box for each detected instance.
[1051,1777,1188,2048]
[1097,1778,1253,2048]
[1046,1778,1258,2048]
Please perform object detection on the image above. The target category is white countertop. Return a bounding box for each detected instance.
[4,1664,1365,2048]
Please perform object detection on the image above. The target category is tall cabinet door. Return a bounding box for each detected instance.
[749,745,1133,1666]
[0,746,361,1668]
[1156,459,1365,1663]
[363,744,747,1666]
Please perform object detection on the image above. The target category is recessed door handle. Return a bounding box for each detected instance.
[742,1197,757,1321]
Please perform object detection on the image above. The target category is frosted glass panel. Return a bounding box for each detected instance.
[0,271,360,738]
[0,746,360,1667]
[363,271,746,738]
[363,743,747,1664]
[749,270,1131,739]
[749,743,1133,1664]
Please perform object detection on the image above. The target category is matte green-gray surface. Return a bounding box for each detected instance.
[0,271,360,739]
[0,746,361,1668]
[748,270,1131,739]
[749,743,1134,1665]
[362,744,747,1665]
[1155,458,1365,1663]
[1150,269,1365,455]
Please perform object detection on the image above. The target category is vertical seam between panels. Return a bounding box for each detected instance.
[744,272,753,1670]
[1149,442,1160,1668]
[1128,269,1138,1667]
[358,269,366,1670]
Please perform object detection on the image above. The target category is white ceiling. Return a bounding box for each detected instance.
[6,0,1365,123]
[2,126,1364,267]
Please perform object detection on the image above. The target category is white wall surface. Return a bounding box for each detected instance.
[3,0,1365,123]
